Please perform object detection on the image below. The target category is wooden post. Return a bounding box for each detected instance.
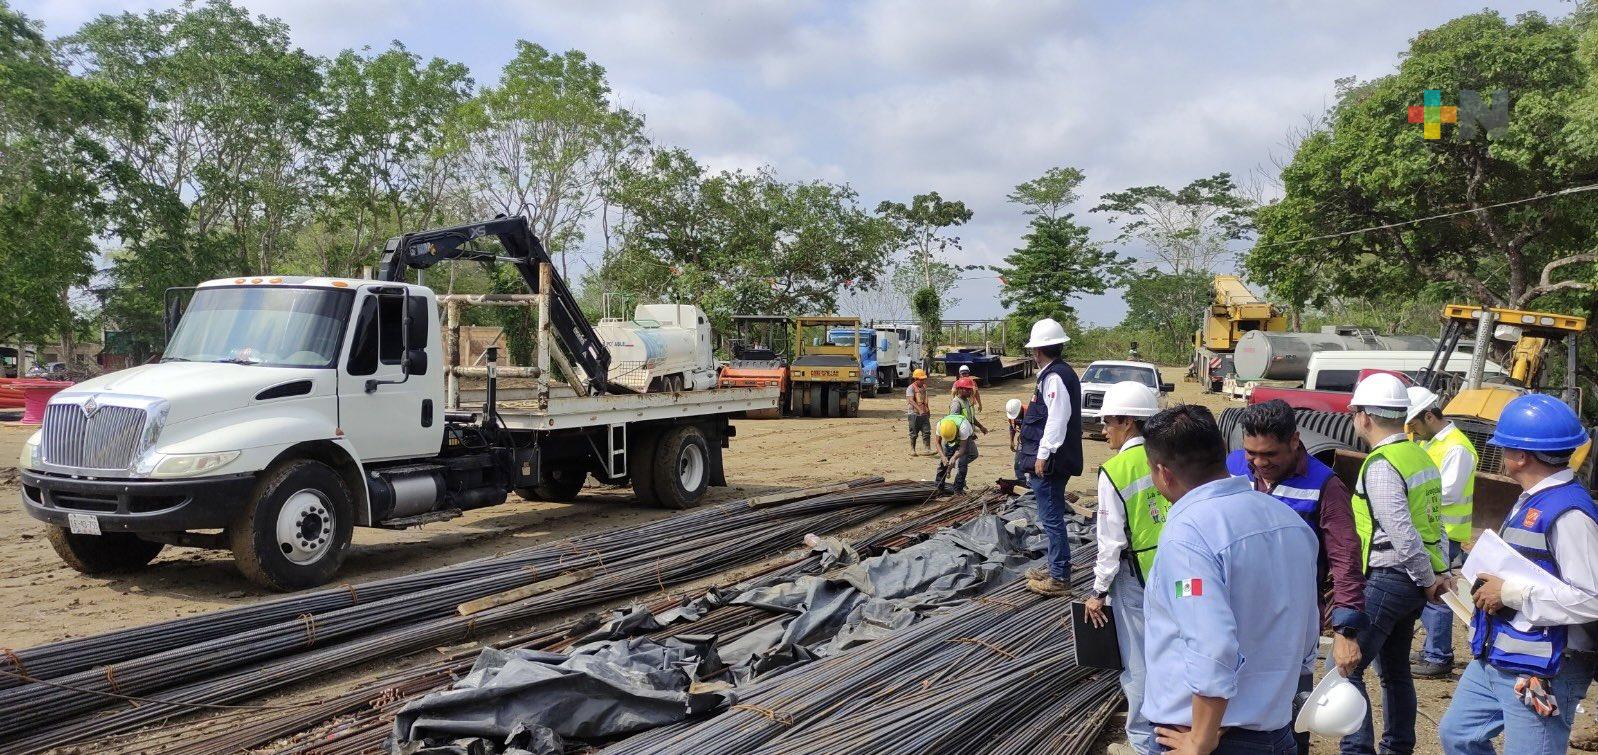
[536,264,553,410]
[445,299,461,411]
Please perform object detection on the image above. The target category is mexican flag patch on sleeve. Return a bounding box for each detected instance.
[1175,578,1203,597]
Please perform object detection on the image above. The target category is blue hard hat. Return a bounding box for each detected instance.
[1488,394,1589,452]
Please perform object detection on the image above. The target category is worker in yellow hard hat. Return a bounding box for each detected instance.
[935,413,976,494]
[906,368,932,456]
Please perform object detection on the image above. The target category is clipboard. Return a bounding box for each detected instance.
[1070,601,1124,671]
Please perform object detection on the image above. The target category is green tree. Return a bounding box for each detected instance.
[1093,173,1254,274]
[64,0,322,345]
[1249,9,1598,312]
[1122,269,1213,363]
[876,192,974,309]
[995,167,1131,324]
[596,149,896,333]
[0,2,135,366]
[452,41,645,280]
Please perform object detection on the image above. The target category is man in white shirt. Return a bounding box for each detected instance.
[1015,318,1085,597]
[1406,386,1480,678]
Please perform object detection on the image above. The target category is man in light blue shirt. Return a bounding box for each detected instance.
[1140,405,1321,755]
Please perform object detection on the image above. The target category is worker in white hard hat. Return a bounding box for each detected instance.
[1081,382,1168,755]
[905,368,932,456]
[951,364,984,411]
[1339,372,1453,755]
[1016,317,1084,598]
[1405,385,1479,680]
[1005,398,1024,452]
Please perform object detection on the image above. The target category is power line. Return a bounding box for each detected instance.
[1250,182,1598,250]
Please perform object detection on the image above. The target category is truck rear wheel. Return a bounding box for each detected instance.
[46,528,164,574]
[229,459,355,591]
[650,425,710,509]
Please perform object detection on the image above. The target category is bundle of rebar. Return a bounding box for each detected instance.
[602,548,1117,755]
[0,479,934,754]
[76,489,1003,755]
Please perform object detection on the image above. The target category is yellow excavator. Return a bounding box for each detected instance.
[1192,275,1289,392]
[1417,304,1591,527]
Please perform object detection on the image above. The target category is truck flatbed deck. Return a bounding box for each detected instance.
[490,386,780,431]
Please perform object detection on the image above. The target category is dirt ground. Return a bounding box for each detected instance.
[3,367,1596,752]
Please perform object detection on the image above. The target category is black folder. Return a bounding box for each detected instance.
[1070,601,1124,671]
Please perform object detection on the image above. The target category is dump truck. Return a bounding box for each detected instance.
[1193,275,1289,391]
[788,316,862,417]
[18,216,778,590]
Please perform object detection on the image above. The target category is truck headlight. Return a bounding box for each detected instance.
[148,451,241,478]
[20,431,41,469]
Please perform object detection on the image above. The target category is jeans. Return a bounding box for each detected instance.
[1026,468,1072,580]
[938,441,975,492]
[908,413,930,449]
[1419,539,1465,665]
[1439,655,1596,755]
[1292,671,1313,755]
[1112,568,1155,755]
[1340,567,1427,755]
[1156,725,1296,754]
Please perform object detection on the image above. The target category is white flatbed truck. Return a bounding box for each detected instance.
[18,217,777,590]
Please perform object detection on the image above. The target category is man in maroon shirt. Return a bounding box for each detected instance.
[1228,400,1367,755]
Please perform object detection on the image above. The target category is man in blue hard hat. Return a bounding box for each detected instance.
[1438,394,1598,755]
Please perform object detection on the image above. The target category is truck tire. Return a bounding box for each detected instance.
[808,386,824,418]
[630,430,662,506]
[826,387,841,417]
[650,425,710,509]
[229,459,355,591]
[46,527,164,574]
[533,466,587,502]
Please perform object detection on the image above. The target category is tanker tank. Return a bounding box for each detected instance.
[1232,330,1438,382]
[595,304,717,393]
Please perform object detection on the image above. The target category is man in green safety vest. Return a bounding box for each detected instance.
[1082,381,1168,755]
[1406,385,1479,680]
[1340,373,1455,755]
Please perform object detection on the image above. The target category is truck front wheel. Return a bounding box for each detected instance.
[46,528,164,574]
[533,466,587,502]
[230,459,355,591]
[651,425,710,509]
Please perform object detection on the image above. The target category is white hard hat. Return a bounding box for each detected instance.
[1025,318,1069,348]
[1350,372,1409,417]
[1005,398,1023,420]
[1099,381,1160,418]
[1294,668,1367,737]
[958,364,971,374]
[1405,386,1440,424]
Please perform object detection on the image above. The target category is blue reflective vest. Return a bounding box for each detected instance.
[1225,449,1335,525]
[1470,481,1598,676]
[1016,359,1083,478]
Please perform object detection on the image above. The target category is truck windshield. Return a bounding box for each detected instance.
[1082,364,1158,388]
[164,287,354,368]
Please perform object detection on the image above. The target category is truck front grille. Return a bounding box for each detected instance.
[1083,392,1104,411]
[41,403,148,472]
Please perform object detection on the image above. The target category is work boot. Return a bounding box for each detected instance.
[1411,660,1451,678]
[1026,576,1073,598]
[1024,567,1049,581]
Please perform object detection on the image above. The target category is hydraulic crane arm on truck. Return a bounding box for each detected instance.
[19,215,778,591]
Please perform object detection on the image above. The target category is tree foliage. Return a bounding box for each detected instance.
[996,167,1132,324]
[1121,269,1212,363]
[1249,9,1598,312]
[1093,173,1254,274]
[876,192,974,307]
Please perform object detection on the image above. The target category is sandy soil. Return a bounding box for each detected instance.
[4,367,1595,752]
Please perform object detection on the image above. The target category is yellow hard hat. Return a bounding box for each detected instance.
[937,416,960,442]
[912,369,927,380]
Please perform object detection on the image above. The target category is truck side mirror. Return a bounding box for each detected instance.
[163,287,195,344]
[1160,382,1175,393]
[406,348,428,376]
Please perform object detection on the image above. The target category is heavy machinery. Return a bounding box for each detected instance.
[717,315,792,418]
[1413,304,1592,527]
[596,303,717,393]
[827,326,881,396]
[789,316,862,418]
[20,216,777,589]
[1192,275,1289,391]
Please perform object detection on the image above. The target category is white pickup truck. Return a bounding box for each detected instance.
[1078,360,1172,437]
[18,217,776,590]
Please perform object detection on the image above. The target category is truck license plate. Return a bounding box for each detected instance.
[67,513,102,536]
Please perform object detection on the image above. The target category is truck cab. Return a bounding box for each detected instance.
[827,327,880,397]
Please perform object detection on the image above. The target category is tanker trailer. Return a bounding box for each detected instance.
[597,304,718,393]
[1232,328,1437,383]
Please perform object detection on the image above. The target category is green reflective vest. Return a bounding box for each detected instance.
[1424,425,1478,543]
[1101,442,1171,583]
[1352,439,1448,574]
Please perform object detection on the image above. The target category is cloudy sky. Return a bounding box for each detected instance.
[20,0,1572,324]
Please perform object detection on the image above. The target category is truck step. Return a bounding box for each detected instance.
[375,508,462,529]
[370,462,446,478]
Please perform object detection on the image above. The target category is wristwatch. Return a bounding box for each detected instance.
[1333,625,1359,639]
[1091,590,1108,601]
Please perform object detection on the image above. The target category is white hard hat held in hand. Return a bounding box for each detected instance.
[1025,318,1069,348]
[1099,381,1160,418]
[1005,398,1022,420]
[1350,372,1409,416]
[1295,668,1367,736]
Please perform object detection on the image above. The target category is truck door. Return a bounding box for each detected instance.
[338,287,442,461]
